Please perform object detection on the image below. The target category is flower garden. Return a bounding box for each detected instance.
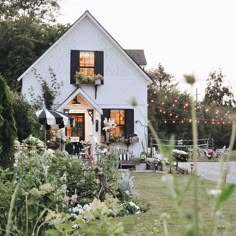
[1,134,236,235]
[0,136,149,235]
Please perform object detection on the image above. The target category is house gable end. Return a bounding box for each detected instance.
[17,10,151,84]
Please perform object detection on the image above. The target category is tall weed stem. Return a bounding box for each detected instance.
[190,92,199,235]
[6,183,19,236]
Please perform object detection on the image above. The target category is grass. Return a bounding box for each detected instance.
[114,172,236,235]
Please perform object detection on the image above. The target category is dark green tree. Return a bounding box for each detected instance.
[0,75,17,168]
[204,69,236,107]
[0,17,67,89]
[147,64,192,142]
[0,0,60,22]
[11,91,41,141]
[147,63,177,91]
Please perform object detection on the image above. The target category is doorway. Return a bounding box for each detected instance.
[66,113,85,141]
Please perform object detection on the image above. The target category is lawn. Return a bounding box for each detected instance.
[114,172,236,236]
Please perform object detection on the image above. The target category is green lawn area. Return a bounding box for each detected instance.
[114,172,236,236]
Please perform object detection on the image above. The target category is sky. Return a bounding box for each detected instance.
[57,0,236,101]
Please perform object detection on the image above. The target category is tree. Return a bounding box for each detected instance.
[0,17,67,89]
[0,0,60,22]
[148,64,192,142]
[204,69,236,107]
[147,63,177,91]
[0,75,17,168]
[11,91,41,141]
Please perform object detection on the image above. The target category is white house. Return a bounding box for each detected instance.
[18,10,152,157]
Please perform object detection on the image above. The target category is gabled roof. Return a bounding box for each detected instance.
[17,10,152,84]
[57,87,103,114]
[125,49,147,66]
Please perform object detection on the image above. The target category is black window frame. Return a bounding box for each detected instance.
[101,109,134,139]
[70,50,104,84]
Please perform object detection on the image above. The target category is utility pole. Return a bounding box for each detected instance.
[195,88,200,103]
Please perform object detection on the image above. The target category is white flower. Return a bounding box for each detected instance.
[72,224,78,229]
[101,148,108,154]
[103,118,117,131]
[129,201,135,207]
[72,206,80,213]
[83,204,91,211]
[208,189,222,197]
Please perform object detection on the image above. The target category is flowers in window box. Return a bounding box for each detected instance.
[74,71,85,84]
[94,74,104,85]
[113,132,122,142]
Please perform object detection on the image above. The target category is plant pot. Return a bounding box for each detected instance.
[135,163,147,171]
[105,131,110,143]
[94,79,102,85]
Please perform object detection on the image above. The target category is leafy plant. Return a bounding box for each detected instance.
[118,171,136,201]
[28,67,63,110]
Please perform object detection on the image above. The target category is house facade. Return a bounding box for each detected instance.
[18,10,151,157]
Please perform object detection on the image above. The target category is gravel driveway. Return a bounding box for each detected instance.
[178,161,236,184]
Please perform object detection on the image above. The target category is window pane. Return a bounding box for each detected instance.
[110,110,125,125]
[110,110,125,138]
[80,68,94,77]
[80,51,94,67]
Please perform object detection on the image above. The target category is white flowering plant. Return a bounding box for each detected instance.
[103,117,117,132]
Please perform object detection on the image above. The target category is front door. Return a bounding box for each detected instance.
[66,113,85,141]
[65,113,85,155]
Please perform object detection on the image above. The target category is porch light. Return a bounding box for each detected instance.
[72,96,81,105]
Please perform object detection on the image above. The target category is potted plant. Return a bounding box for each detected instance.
[113,132,122,142]
[133,156,147,170]
[94,73,104,85]
[102,118,117,144]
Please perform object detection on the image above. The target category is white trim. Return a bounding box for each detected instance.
[56,87,103,115]
[17,10,152,84]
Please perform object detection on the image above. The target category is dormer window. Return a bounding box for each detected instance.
[70,50,104,84]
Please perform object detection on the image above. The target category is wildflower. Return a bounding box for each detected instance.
[39,183,54,194]
[208,189,222,197]
[72,224,78,229]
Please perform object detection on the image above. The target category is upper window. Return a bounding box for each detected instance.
[70,50,104,84]
[79,51,95,77]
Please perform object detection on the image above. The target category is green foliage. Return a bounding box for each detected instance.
[197,103,232,148]
[0,0,60,22]
[0,75,17,168]
[149,88,192,140]
[28,67,63,109]
[118,171,136,201]
[204,69,236,107]
[95,146,120,200]
[147,63,177,90]
[1,137,146,235]
[147,75,236,236]
[10,91,41,141]
[0,16,67,90]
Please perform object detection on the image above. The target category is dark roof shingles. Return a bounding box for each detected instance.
[125,49,147,66]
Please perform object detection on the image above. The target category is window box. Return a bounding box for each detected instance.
[75,71,104,86]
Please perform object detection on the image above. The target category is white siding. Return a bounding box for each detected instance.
[21,14,149,156]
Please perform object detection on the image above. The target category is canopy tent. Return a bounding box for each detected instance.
[36,108,74,145]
